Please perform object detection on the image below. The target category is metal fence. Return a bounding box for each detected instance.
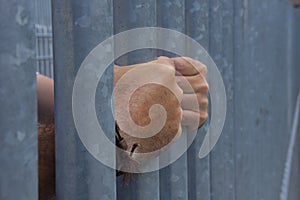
[35,24,54,78]
[1,0,300,200]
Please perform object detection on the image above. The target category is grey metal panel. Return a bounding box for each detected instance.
[156,1,189,200]
[113,0,157,66]
[36,0,52,26]
[185,0,211,199]
[282,5,300,200]
[287,7,300,130]
[0,0,37,200]
[113,1,161,200]
[23,0,300,199]
[208,0,235,199]
[52,0,116,199]
[233,0,292,199]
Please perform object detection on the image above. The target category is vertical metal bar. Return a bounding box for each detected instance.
[280,91,300,200]
[185,0,211,199]
[234,0,293,199]
[52,0,116,199]
[280,3,300,200]
[113,1,160,200]
[0,0,37,199]
[208,0,235,199]
[156,1,189,200]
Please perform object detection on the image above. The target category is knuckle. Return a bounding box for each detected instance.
[201,63,207,71]
[177,107,183,118]
[201,82,209,93]
[200,112,208,123]
[201,98,209,107]
[177,87,184,102]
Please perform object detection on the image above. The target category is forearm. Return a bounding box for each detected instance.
[37,65,126,124]
[37,74,54,124]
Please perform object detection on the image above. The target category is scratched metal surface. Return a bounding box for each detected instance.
[208,0,236,199]
[233,0,300,200]
[52,0,116,200]
[156,1,189,200]
[113,1,161,200]
[0,0,37,200]
[185,0,211,199]
[46,0,300,199]
[281,6,300,200]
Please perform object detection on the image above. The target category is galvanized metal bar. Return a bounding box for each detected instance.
[208,0,235,199]
[280,4,300,200]
[155,1,189,200]
[0,0,37,199]
[185,0,211,199]
[113,1,160,200]
[233,0,293,199]
[52,0,116,199]
[36,0,52,26]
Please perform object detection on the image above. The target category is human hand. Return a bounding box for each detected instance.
[154,56,209,132]
[114,61,183,161]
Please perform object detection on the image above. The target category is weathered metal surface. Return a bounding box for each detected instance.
[8,0,300,200]
[156,1,189,200]
[185,1,211,199]
[113,1,161,200]
[0,0,37,199]
[280,5,300,200]
[208,0,235,199]
[233,0,299,199]
[52,0,116,199]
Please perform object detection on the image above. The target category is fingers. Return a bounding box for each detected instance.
[182,110,208,131]
[181,110,200,131]
[176,74,209,94]
[171,57,207,76]
[153,56,209,130]
[181,93,208,112]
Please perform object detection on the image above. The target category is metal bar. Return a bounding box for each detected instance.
[0,0,37,199]
[233,0,293,199]
[156,1,189,200]
[185,0,211,199]
[208,0,235,199]
[52,0,116,199]
[113,1,160,200]
[280,3,300,199]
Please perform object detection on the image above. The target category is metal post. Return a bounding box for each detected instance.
[0,1,37,199]
[52,0,116,199]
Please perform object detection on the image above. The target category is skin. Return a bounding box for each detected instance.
[37,74,55,200]
[114,57,209,162]
[37,57,208,198]
[114,62,183,161]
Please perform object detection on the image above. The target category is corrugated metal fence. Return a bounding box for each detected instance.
[1,0,300,200]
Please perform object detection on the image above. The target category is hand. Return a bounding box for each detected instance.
[155,56,209,132]
[114,61,183,161]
